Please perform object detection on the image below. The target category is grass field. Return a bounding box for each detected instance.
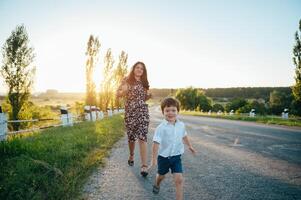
[0,115,125,200]
[181,111,301,127]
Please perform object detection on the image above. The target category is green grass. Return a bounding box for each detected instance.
[181,111,301,127]
[0,115,125,200]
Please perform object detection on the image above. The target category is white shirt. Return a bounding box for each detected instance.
[153,118,187,157]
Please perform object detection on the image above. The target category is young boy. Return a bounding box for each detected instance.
[149,97,196,200]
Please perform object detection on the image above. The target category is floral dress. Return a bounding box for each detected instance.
[123,80,150,142]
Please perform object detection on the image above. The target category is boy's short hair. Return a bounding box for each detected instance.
[161,97,180,113]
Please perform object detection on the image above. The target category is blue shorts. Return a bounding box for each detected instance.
[157,155,183,175]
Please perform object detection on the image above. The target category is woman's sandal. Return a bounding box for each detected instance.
[128,154,134,166]
[140,165,148,177]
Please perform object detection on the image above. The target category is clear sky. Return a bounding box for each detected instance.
[0,0,300,93]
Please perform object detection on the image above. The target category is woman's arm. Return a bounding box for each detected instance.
[116,87,124,98]
[146,90,152,101]
[116,78,128,98]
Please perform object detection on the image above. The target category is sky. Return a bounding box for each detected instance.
[0,0,300,93]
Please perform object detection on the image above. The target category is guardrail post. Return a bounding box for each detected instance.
[113,108,118,115]
[84,105,91,121]
[0,106,7,141]
[282,108,289,119]
[96,107,104,120]
[60,106,73,127]
[249,109,256,117]
[107,108,113,117]
[91,106,97,121]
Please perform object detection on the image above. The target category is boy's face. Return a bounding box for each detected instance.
[163,106,178,122]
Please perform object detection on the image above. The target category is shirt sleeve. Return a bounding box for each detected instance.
[153,126,162,144]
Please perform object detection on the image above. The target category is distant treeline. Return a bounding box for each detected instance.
[149,88,176,99]
[149,87,291,100]
[203,87,291,100]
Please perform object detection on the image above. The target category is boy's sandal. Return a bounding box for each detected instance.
[128,154,134,166]
[140,165,148,177]
[152,185,160,194]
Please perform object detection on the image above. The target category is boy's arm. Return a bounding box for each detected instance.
[150,126,161,169]
[150,142,159,167]
[183,135,196,155]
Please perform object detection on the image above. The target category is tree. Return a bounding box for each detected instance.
[85,35,100,106]
[175,87,212,111]
[225,98,247,112]
[0,25,36,130]
[113,51,128,108]
[99,48,114,110]
[269,90,292,115]
[196,93,212,112]
[176,87,199,111]
[292,19,301,115]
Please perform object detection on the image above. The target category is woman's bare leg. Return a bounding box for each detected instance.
[138,139,148,167]
[128,141,135,160]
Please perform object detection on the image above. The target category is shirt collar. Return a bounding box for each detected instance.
[163,118,180,125]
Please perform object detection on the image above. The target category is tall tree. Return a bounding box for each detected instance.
[292,19,301,101]
[0,25,36,130]
[85,35,100,106]
[114,51,128,108]
[99,48,114,110]
[291,19,301,116]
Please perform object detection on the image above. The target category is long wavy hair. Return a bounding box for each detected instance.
[126,61,150,90]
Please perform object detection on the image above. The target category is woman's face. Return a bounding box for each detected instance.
[134,64,144,77]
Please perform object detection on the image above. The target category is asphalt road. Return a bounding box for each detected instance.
[82,106,301,200]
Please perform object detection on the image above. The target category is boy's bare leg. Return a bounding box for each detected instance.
[128,141,135,160]
[155,174,165,186]
[173,173,184,200]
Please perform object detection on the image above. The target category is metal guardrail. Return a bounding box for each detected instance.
[190,111,300,120]
[0,107,125,141]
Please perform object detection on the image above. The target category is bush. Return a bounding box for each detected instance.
[236,100,267,115]
[225,98,248,112]
[268,90,292,115]
[212,103,224,112]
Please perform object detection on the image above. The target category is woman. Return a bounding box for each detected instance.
[116,61,151,177]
